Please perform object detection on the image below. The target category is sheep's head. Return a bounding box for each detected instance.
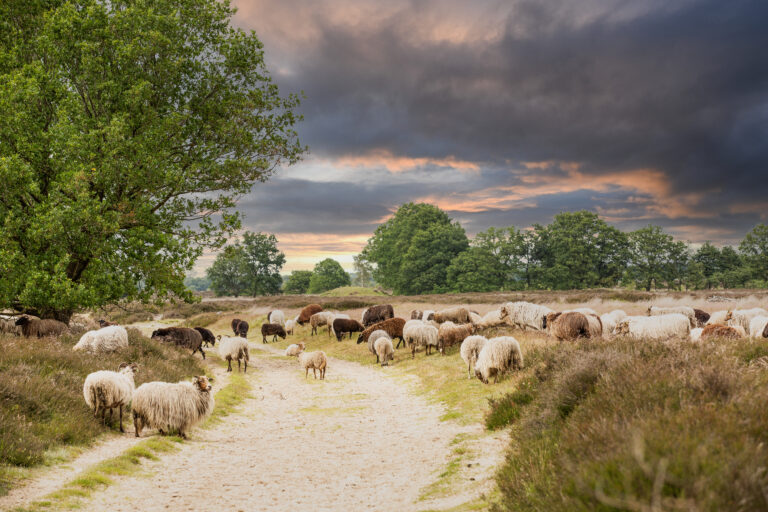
[474,368,488,384]
[499,307,509,320]
[14,316,30,326]
[193,376,212,392]
[724,311,734,322]
[298,343,305,350]
[118,362,139,374]
[615,322,630,335]
[356,333,365,345]
[646,305,653,315]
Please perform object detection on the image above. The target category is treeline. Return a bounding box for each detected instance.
[358,203,768,294]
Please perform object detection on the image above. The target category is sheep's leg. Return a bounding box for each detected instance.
[100,407,107,425]
[180,431,187,440]
[199,347,206,359]
[107,408,113,427]
[119,406,124,433]
[305,368,309,379]
[244,359,248,373]
[227,358,233,372]
[313,368,317,379]
[262,335,267,344]
[238,359,241,372]
[133,413,141,437]
[468,364,472,379]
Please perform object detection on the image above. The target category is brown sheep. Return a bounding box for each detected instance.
[231,318,249,338]
[151,327,205,358]
[433,307,471,324]
[356,318,406,346]
[437,322,476,355]
[546,312,591,341]
[14,316,68,338]
[764,322,768,339]
[362,305,395,327]
[332,318,364,341]
[297,304,323,326]
[261,323,286,343]
[693,309,710,327]
[701,323,744,341]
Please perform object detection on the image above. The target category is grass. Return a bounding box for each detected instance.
[0,329,206,496]
[319,286,388,297]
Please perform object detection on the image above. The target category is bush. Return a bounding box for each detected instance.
[485,378,537,430]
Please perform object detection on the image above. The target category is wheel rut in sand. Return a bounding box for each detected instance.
[74,345,466,511]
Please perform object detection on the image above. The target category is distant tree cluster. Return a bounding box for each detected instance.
[283,259,351,295]
[206,232,286,297]
[359,203,768,294]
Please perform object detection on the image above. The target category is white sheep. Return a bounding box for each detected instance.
[726,308,768,334]
[469,311,482,325]
[284,343,305,357]
[268,310,286,326]
[403,322,439,358]
[585,314,603,338]
[474,336,524,384]
[285,319,296,335]
[374,337,395,366]
[500,301,553,331]
[299,350,327,379]
[310,311,336,336]
[132,376,214,439]
[690,327,703,342]
[600,310,627,337]
[73,326,129,353]
[217,336,250,373]
[749,316,768,339]
[367,329,391,362]
[83,362,138,432]
[648,305,696,327]
[0,316,20,335]
[477,309,506,329]
[706,310,729,326]
[615,313,690,341]
[460,335,488,379]
[422,310,435,322]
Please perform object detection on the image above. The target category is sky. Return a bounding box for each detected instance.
[195,0,768,274]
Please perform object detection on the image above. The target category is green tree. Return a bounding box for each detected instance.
[308,259,351,294]
[184,276,211,292]
[0,0,303,320]
[206,246,249,297]
[472,227,528,290]
[446,247,505,292]
[627,225,679,291]
[352,254,374,287]
[740,224,768,283]
[283,270,313,295]
[693,242,723,289]
[362,203,469,294]
[205,232,285,297]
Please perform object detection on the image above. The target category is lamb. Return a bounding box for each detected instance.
[297,304,323,325]
[299,351,327,379]
[310,311,336,336]
[614,314,690,341]
[600,310,627,337]
[362,304,395,327]
[433,306,471,325]
[217,335,250,372]
[374,337,395,366]
[647,305,696,327]
[332,318,364,341]
[83,362,138,432]
[460,335,488,379]
[477,309,506,329]
[690,327,703,342]
[267,310,285,326]
[474,336,524,384]
[693,309,710,327]
[73,325,129,353]
[403,322,439,358]
[356,318,406,348]
[545,312,591,341]
[132,376,214,439]
[284,343,305,357]
[285,319,296,335]
[194,327,217,347]
[500,301,553,331]
[261,323,287,343]
[725,308,768,334]
[366,330,392,363]
[231,318,249,338]
[437,321,476,355]
[14,316,68,337]
[150,327,205,359]
[748,316,768,339]
[701,323,746,341]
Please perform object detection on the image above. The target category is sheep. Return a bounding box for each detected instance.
[477,309,506,329]
[267,310,285,326]
[328,313,351,338]
[725,308,768,334]
[565,307,599,316]
[217,335,250,372]
[83,362,138,432]
[285,319,296,335]
[332,318,364,341]
[647,305,696,328]
[14,316,68,338]
[433,306,471,325]
[693,308,710,327]
[748,316,768,339]
[0,316,20,335]
[231,318,249,338]
[701,323,746,341]
[423,310,435,322]
[690,327,703,342]
[600,310,627,337]
[410,310,423,320]
[474,336,524,384]
[356,318,406,348]
[366,330,392,363]
[615,313,690,341]
[374,337,395,366]
[403,322,439,358]
[73,325,129,353]
[284,343,305,357]
[261,323,287,343]
[546,312,591,341]
[98,319,117,328]
[297,304,323,325]
[585,314,603,338]
[362,304,395,327]
[194,327,216,347]
[310,311,336,336]
[437,321,476,355]
[132,376,214,439]
[706,310,729,326]
[151,327,205,359]
[500,301,553,331]
[299,351,327,379]
[460,335,488,379]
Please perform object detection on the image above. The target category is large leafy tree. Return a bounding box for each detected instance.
[739,224,768,284]
[626,225,691,291]
[206,232,285,297]
[446,247,505,293]
[283,270,313,295]
[0,0,303,320]
[361,203,469,294]
[472,226,530,290]
[308,258,350,294]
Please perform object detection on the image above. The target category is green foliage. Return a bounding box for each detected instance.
[739,223,768,283]
[626,225,688,290]
[308,258,351,294]
[283,270,313,294]
[352,254,375,287]
[0,0,303,320]
[184,276,211,292]
[206,232,285,297]
[447,247,506,292]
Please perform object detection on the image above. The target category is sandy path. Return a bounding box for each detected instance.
[73,344,466,512]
